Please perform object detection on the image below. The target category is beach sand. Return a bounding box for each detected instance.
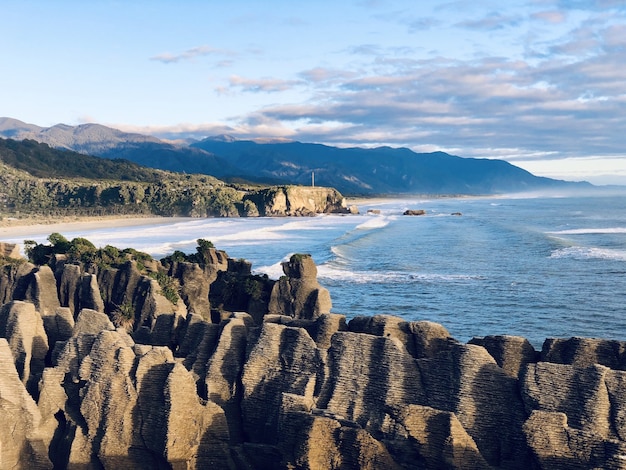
[0,215,191,239]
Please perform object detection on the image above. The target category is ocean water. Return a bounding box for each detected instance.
[5,191,626,348]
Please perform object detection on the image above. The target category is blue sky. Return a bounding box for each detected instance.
[2,0,626,184]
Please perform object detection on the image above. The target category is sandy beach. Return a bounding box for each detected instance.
[0,215,191,240]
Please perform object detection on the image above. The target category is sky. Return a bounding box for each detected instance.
[2,1,626,185]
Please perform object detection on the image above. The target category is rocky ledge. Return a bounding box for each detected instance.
[243,185,357,216]
[1,241,626,469]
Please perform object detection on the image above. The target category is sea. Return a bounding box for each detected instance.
[4,190,626,349]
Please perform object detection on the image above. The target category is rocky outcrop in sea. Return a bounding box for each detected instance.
[1,241,626,469]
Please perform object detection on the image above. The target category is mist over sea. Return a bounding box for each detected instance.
[6,191,626,348]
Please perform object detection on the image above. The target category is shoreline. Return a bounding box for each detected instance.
[0,215,193,239]
[0,193,490,241]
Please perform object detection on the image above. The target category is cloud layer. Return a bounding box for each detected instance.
[12,1,619,183]
[144,3,626,181]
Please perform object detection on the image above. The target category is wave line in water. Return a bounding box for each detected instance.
[317,264,484,284]
[548,227,626,235]
[254,261,287,279]
[355,215,393,230]
[550,246,626,261]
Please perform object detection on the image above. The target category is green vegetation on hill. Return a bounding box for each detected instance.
[0,137,249,218]
[192,138,592,195]
[0,138,167,182]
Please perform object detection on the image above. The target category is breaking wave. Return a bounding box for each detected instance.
[354,215,392,230]
[254,257,290,279]
[549,227,626,235]
[317,264,483,284]
[550,246,626,262]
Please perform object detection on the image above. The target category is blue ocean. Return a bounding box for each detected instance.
[6,191,626,348]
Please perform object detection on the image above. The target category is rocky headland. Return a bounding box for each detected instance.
[1,238,626,469]
[1,137,355,220]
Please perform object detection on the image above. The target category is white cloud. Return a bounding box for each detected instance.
[227,75,303,93]
[455,12,523,31]
[210,27,626,168]
[150,45,229,64]
[532,10,567,24]
[299,67,357,84]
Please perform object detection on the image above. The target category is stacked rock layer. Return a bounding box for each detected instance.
[1,243,626,469]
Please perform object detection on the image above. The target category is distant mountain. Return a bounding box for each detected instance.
[0,118,236,178]
[192,138,591,195]
[0,117,592,195]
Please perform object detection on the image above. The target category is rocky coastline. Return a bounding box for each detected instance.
[1,239,626,469]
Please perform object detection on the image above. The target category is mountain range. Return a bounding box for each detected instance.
[0,117,591,195]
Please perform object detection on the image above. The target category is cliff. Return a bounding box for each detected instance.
[243,185,353,216]
[1,240,625,469]
[0,138,353,219]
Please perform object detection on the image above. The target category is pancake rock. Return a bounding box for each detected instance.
[268,253,332,320]
[3,241,626,468]
[0,241,21,259]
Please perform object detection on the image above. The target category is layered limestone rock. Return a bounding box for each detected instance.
[244,185,350,216]
[0,300,49,397]
[5,243,626,468]
[4,264,61,319]
[36,326,233,469]
[540,336,626,370]
[470,334,539,377]
[0,261,36,305]
[0,241,21,259]
[58,263,105,315]
[268,253,331,320]
[520,361,626,468]
[169,261,211,316]
[0,339,51,469]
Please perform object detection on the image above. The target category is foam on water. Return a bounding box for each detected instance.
[550,246,626,261]
[317,263,483,284]
[355,215,392,230]
[329,245,353,265]
[549,227,626,235]
[254,256,292,279]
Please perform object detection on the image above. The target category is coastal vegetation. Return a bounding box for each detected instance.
[0,137,349,220]
[0,138,243,218]
[160,238,215,267]
[23,232,154,269]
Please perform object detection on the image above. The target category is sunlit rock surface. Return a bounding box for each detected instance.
[2,246,626,468]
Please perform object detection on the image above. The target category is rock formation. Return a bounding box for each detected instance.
[0,242,21,259]
[268,253,332,320]
[403,209,426,216]
[243,185,351,216]
[3,241,626,468]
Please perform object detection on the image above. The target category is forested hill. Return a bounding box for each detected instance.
[0,137,242,218]
[0,137,347,219]
[0,138,177,183]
